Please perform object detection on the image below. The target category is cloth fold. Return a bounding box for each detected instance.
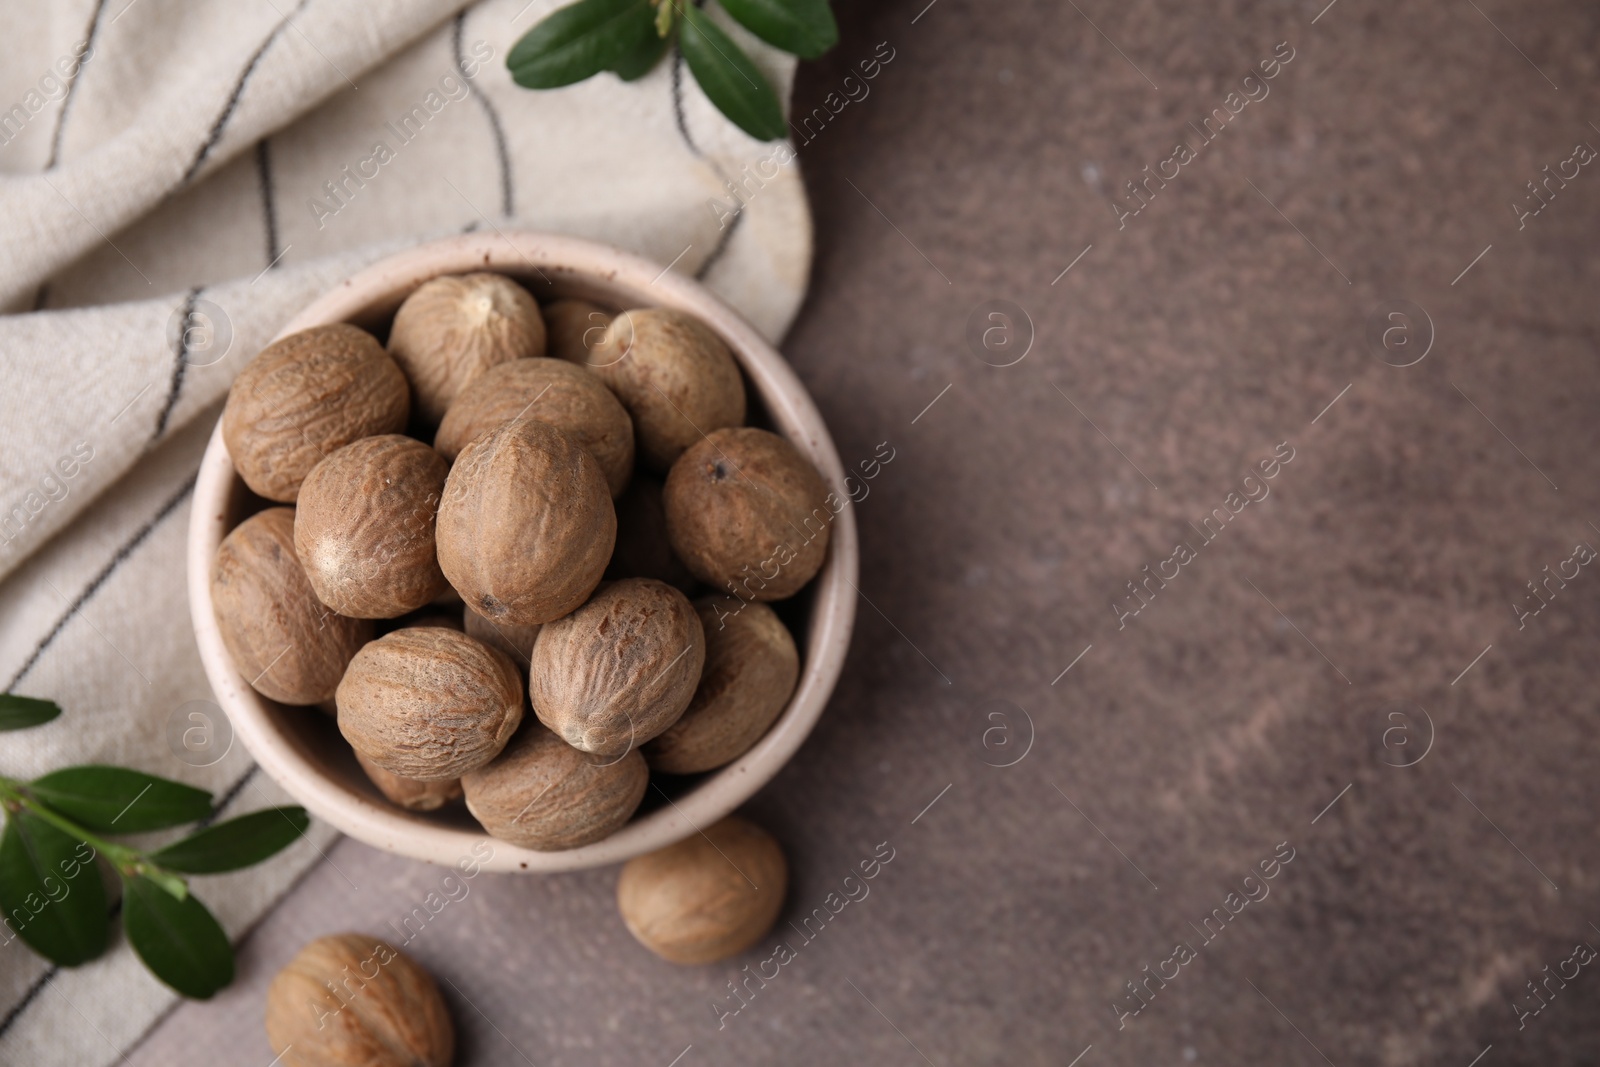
[0,1,811,1061]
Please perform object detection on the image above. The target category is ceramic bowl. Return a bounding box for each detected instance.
[186,231,857,872]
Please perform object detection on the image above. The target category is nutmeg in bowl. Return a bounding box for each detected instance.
[186,231,857,873]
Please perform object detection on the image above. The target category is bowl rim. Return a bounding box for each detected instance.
[186,230,858,873]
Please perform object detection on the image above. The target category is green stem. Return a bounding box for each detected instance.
[0,777,188,899]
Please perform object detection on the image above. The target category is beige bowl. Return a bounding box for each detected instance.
[186,232,857,873]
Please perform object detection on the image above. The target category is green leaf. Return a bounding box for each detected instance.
[149,808,309,874]
[135,863,190,901]
[121,874,233,999]
[0,694,61,732]
[508,0,656,89]
[716,0,836,58]
[610,22,670,80]
[0,812,107,966]
[680,4,787,141]
[30,767,212,834]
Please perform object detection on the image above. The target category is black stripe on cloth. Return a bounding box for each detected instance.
[152,287,202,441]
[195,765,260,830]
[44,0,109,170]
[670,46,701,158]
[694,207,742,280]
[181,0,313,184]
[0,966,55,1042]
[257,139,281,268]
[5,474,197,691]
[454,10,513,218]
[0,763,262,1042]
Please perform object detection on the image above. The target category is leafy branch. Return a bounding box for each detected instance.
[0,693,308,999]
[508,0,837,141]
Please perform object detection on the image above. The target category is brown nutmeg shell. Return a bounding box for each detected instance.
[388,272,546,424]
[353,750,462,812]
[586,307,746,471]
[436,419,616,628]
[542,297,611,363]
[529,579,705,756]
[210,507,372,705]
[265,933,453,1067]
[222,324,410,502]
[644,597,798,774]
[434,358,634,497]
[663,427,832,601]
[294,435,450,619]
[616,815,787,964]
[337,627,523,780]
[462,726,647,850]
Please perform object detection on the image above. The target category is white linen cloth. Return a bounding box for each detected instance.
[0,1,810,1061]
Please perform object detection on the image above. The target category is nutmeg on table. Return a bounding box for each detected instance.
[617,816,789,964]
[266,815,793,1060]
[266,934,453,1067]
[214,272,832,854]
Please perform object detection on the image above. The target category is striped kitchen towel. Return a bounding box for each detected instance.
[0,1,812,1062]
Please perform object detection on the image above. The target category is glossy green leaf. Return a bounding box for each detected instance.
[0,812,107,966]
[717,0,836,58]
[680,4,787,141]
[30,767,211,834]
[508,0,656,88]
[0,694,61,732]
[121,874,233,999]
[610,22,670,81]
[148,808,309,874]
[137,863,191,901]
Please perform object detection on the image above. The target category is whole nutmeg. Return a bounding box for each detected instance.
[266,933,453,1067]
[354,750,462,812]
[463,605,539,666]
[294,435,450,619]
[616,815,787,964]
[434,358,634,497]
[644,598,798,774]
[542,297,611,363]
[604,475,697,593]
[586,307,746,471]
[462,727,648,850]
[436,419,616,627]
[388,272,546,424]
[211,507,372,705]
[337,627,522,780]
[222,324,410,502]
[529,579,705,756]
[663,427,832,601]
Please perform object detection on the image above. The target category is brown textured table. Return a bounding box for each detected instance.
[132,1,1600,1063]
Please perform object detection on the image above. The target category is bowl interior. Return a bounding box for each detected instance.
[189,232,857,873]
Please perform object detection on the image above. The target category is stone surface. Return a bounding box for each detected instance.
[129,0,1600,1063]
